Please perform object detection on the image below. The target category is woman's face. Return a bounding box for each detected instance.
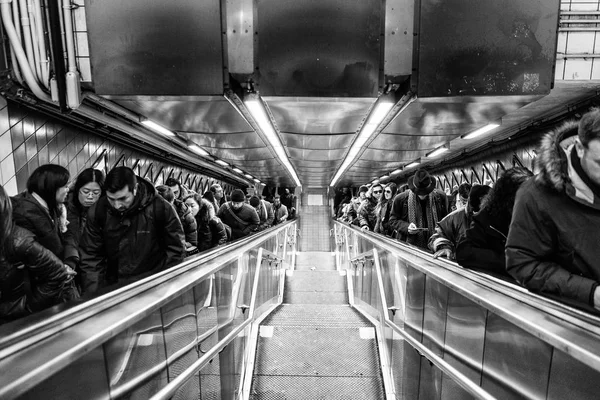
[55,183,70,204]
[78,182,102,208]
[384,187,393,200]
[185,198,200,217]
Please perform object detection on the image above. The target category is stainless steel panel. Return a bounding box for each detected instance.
[414,0,560,97]
[443,290,486,384]
[398,338,422,400]
[422,277,449,357]
[405,266,426,341]
[419,358,443,400]
[194,277,218,337]
[86,0,224,96]
[104,309,168,399]
[481,312,552,400]
[226,0,254,75]
[18,346,110,400]
[440,374,476,400]
[384,0,414,80]
[199,331,221,399]
[256,0,383,97]
[547,349,600,400]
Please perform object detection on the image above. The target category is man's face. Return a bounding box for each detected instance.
[107,185,137,212]
[168,184,180,200]
[214,185,223,199]
[231,201,244,210]
[274,198,281,207]
[371,186,383,200]
[577,138,600,187]
[359,191,366,200]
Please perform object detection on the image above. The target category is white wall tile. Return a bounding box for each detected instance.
[4,176,17,196]
[566,32,596,54]
[0,131,11,161]
[564,58,593,79]
[1,153,15,184]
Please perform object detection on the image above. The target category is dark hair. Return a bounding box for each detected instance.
[72,168,105,210]
[481,167,533,231]
[0,184,13,259]
[468,184,492,213]
[27,164,70,216]
[578,107,600,147]
[203,190,215,203]
[105,166,136,193]
[398,184,409,193]
[156,185,174,203]
[458,182,472,199]
[210,183,222,193]
[380,182,397,205]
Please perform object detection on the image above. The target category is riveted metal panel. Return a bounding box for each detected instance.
[256,0,384,97]
[86,0,224,96]
[413,0,560,97]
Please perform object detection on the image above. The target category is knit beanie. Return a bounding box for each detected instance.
[250,196,260,207]
[231,189,246,202]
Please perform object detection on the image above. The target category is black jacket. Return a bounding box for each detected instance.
[506,121,600,305]
[79,177,186,294]
[196,199,228,251]
[0,225,76,322]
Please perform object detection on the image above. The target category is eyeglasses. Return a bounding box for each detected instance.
[373,190,382,194]
[80,189,101,197]
[384,190,392,193]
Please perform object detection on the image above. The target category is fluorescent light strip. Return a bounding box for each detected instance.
[405,161,420,169]
[462,123,500,139]
[330,101,395,186]
[391,169,403,175]
[188,143,210,157]
[426,146,449,158]
[380,174,389,180]
[215,159,229,167]
[245,99,301,187]
[141,120,175,137]
[244,174,253,179]
[233,167,243,174]
[253,178,261,183]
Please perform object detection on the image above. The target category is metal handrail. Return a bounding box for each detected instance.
[0,221,296,399]
[334,221,600,373]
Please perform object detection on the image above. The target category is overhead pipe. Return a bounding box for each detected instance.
[32,0,49,85]
[17,0,37,79]
[26,0,43,83]
[45,0,67,111]
[9,0,24,84]
[0,0,51,101]
[61,0,80,108]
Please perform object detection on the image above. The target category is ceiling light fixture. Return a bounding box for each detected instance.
[426,145,449,158]
[253,178,261,183]
[391,168,403,175]
[140,119,175,137]
[330,92,415,187]
[380,174,390,180]
[244,94,302,187]
[215,159,229,167]
[462,123,500,139]
[188,143,210,157]
[405,161,420,169]
[244,174,253,179]
[233,167,243,174]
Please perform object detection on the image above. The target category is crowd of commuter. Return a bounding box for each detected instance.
[334,108,600,312]
[0,164,292,323]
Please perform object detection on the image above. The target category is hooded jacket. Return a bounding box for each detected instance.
[79,176,185,294]
[358,196,378,231]
[173,198,198,247]
[506,121,600,306]
[196,199,228,251]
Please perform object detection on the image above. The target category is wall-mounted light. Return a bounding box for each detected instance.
[253,178,261,183]
[233,167,243,174]
[140,119,175,137]
[215,159,229,167]
[188,142,210,157]
[380,174,390,180]
[391,168,403,175]
[244,93,301,187]
[461,123,500,139]
[405,160,420,169]
[244,174,253,179]
[426,145,449,158]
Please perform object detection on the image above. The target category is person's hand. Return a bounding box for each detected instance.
[361,226,370,232]
[407,223,419,235]
[64,265,77,276]
[433,248,454,260]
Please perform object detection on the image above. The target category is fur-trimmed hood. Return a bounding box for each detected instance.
[537,120,600,208]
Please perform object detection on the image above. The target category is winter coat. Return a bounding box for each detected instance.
[63,193,89,267]
[255,200,275,230]
[11,191,71,262]
[217,202,260,240]
[389,189,448,244]
[358,197,378,231]
[79,177,186,294]
[0,225,77,322]
[506,121,600,306]
[173,199,198,247]
[374,200,394,236]
[428,208,471,255]
[196,199,228,251]
[272,204,289,225]
[455,207,511,278]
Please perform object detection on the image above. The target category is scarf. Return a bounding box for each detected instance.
[407,191,439,249]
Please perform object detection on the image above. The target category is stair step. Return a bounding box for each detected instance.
[262,304,371,327]
[295,251,336,271]
[285,270,346,293]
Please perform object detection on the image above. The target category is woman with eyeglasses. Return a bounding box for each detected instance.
[64,168,105,279]
[374,183,398,237]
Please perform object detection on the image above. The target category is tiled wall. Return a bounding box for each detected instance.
[0,100,237,197]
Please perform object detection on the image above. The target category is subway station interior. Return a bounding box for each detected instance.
[1,0,600,399]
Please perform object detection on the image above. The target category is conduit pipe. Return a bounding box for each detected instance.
[26,0,43,83]
[33,0,49,85]
[9,0,24,84]
[17,0,37,81]
[1,0,51,101]
[62,0,80,108]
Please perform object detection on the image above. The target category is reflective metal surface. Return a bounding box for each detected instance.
[334,221,600,400]
[0,221,297,400]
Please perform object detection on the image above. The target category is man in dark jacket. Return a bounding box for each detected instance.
[79,167,185,294]
[389,169,448,250]
[250,195,274,230]
[506,112,600,309]
[217,189,260,240]
[358,184,382,231]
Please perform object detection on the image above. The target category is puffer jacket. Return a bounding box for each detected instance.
[79,177,186,294]
[173,199,198,247]
[11,191,71,261]
[63,193,89,267]
[217,202,260,239]
[196,199,228,251]
[0,225,77,322]
[506,121,600,306]
[428,207,470,256]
